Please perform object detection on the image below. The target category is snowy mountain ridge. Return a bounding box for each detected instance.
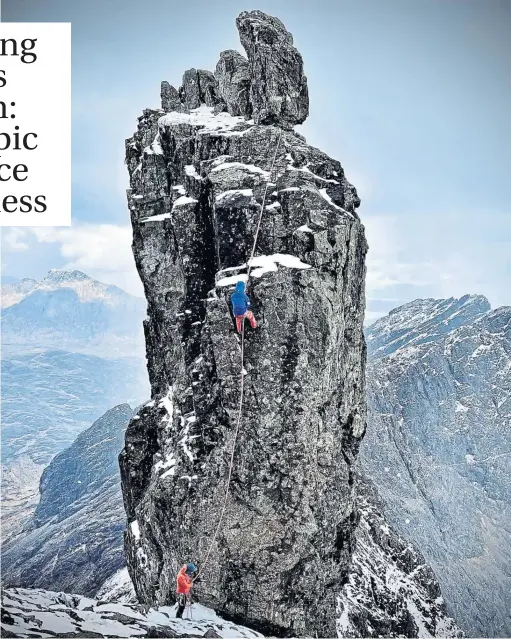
[366,294,490,359]
[1,269,143,309]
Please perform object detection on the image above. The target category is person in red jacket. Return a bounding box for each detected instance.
[175,562,197,618]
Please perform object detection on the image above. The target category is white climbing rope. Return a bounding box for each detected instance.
[195,127,284,581]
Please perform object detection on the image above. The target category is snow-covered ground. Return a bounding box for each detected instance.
[1,587,264,639]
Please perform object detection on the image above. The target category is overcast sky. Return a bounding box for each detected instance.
[2,0,510,321]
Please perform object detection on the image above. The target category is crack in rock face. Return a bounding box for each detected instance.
[120,10,366,637]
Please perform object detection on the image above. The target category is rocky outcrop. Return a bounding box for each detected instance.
[362,296,511,637]
[236,10,309,127]
[120,10,364,638]
[155,11,308,129]
[161,82,184,113]
[2,406,133,597]
[214,51,250,117]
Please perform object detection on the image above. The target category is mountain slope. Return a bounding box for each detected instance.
[362,296,511,637]
[338,477,461,638]
[2,350,147,467]
[1,269,149,541]
[1,269,146,357]
[1,278,38,308]
[2,405,133,597]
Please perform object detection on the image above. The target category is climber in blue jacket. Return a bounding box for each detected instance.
[231,280,257,334]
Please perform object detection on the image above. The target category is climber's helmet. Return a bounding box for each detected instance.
[186,563,197,576]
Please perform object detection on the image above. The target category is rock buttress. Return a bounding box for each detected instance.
[120,11,366,638]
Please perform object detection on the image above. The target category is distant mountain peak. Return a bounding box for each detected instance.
[44,269,93,284]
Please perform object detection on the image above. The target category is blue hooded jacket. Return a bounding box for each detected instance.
[231,281,251,316]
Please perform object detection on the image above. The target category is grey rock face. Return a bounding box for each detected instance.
[121,29,364,636]
[214,50,251,117]
[2,406,133,597]
[181,69,201,110]
[161,82,185,113]
[180,69,220,112]
[362,296,511,637]
[158,11,308,128]
[236,10,309,128]
[196,70,219,108]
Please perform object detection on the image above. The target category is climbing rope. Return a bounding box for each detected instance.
[195,127,284,581]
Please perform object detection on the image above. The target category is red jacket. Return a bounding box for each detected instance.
[176,565,193,594]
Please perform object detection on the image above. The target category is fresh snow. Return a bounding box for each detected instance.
[287,163,339,184]
[130,520,141,540]
[249,254,312,278]
[95,568,136,604]
[179,416,195,464]
[159,106,252,137]
[154,453,176,477]
[2,587,263,639]
[215,254,311,287]
[215,189,254,203]
[211,161,270,177]
[159,388,174,421]
[184,165,200,178]
[318,187,352,216]
[143,134,163,156]
[141,213,171,223]
[173,195,198,207]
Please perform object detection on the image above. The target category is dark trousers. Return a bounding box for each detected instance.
[176,593,188,618]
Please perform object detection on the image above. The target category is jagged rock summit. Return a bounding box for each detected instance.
[120,10,458,639]
[158,10,308,128]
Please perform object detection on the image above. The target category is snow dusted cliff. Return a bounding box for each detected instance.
[117,9,461,638]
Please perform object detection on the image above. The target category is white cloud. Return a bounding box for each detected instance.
[362,210,511,310]
[2,228,30,252]
[363,215,436,296]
